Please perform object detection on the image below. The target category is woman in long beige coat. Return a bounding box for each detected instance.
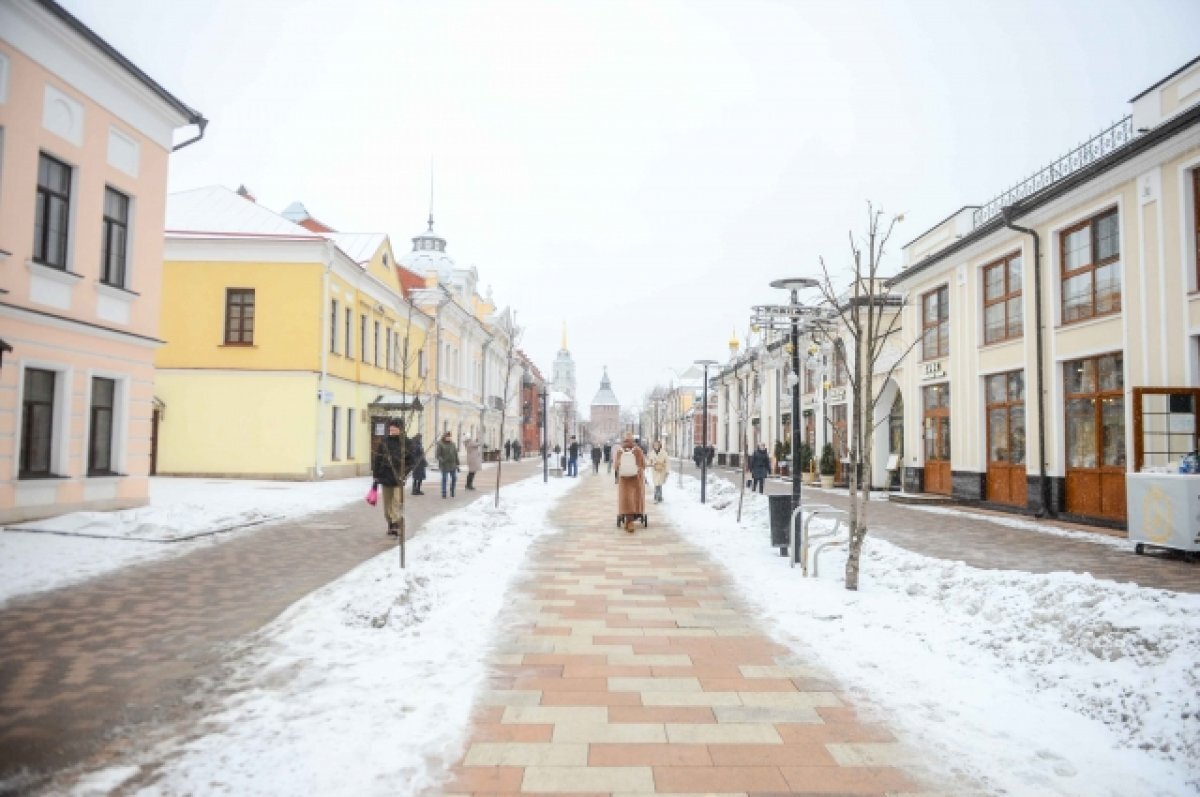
[647,440,669,503]
[613,433,647,532]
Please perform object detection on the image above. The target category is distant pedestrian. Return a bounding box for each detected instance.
[706,446,715,467]
[504,440,512,460]
[614,432,647,532]
[749,442,770,494]
[648,439,669,503]
[464,436,482,490]
[436,431,459,498]
[591,444,602,473]
[371,419,410,536]
[567,435,580,477]
[603,442,613,473]
[513,441,522,460]
[409,433,427,495]
[693,445,703,468]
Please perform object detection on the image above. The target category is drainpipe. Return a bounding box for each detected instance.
[172,115,209,152]
[480,335,494,442]
[1001,207,1053,517]
[315,242,334,479]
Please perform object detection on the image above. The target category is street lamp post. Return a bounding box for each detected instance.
[769,278,820,513]
[694,359,718,503]
[540,388,548,483]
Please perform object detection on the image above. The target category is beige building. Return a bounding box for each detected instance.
[888,55,1200,527]
[0,0,204,522]
[588,367,621,445]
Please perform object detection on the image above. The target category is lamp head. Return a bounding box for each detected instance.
[769,277,820,292]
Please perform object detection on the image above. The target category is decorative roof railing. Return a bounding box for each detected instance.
[972,115,1135,229]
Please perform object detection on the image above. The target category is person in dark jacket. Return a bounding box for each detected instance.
[749,443,771,494]
[504,440,512,460]
[603,442,613,473]
[513,441,522,459]
[567,436,580,477]
[409,433,427,495]
[372,419,410,536]
[436,431,459,498]
[706,446,715,466]
[693,445,703,468]
[590,444,603,473]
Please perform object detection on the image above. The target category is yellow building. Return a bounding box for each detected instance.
[155,186,430,479]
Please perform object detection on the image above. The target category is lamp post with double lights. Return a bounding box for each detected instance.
[694,359,718,503]
[539,387,549,483]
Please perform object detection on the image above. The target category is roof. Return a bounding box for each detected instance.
[166,186,322,239]
[1130,54,1200,101]
[34,0,204,129]
[591,368,620,407]
[329,233,385,265]
[396,266,427,297]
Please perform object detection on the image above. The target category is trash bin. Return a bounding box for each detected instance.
[768,494,793,557]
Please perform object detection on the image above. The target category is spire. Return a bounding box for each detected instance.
[427,157,435,232]
[561,321,568,351]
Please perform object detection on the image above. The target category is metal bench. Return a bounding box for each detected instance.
[789,504,848,576]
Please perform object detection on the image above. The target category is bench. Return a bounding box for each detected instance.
[788,504,848,576]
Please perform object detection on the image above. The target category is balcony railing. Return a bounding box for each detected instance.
[972,116,1135,229]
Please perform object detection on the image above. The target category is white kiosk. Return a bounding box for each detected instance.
[1125,473,1200,560]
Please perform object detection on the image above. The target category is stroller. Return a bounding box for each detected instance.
[617,511,648,529]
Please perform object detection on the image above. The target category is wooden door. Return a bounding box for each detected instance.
[923,384,951,495]
[1064,354,1126,520]
[986,371,1028,507]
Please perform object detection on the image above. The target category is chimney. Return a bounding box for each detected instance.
[236,184,256,203]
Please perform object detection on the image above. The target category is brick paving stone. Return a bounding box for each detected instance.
[448,472,967,795]
[701,463,1199,593]
[0,460,541,785]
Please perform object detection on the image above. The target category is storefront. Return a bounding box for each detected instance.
[986,370,1027,506]
[1063,353,1125,520]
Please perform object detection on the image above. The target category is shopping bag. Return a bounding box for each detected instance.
[365,482,379,506]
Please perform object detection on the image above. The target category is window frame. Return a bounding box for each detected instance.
[985,370,1026,465]
[1193,168,1200,290]
[1063,352,1125,471]
[331,405,340,461]
[343,307,352,356]
[360,313,368,363]
[88,376,117,475]
[330,299,339,354]
[34,152,72,270]
[1060,207,1121,324]
[921,285,949,361]
[374,320,381,366]
[982,251,1023,345]
[347,407,355,459]
[223,288,255,346]
[100,185,130,287]
[20,367,58,478]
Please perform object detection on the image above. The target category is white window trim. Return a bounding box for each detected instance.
[15,359,73,478]
[83,369,130,476]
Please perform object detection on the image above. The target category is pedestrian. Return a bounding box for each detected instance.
[513,440,522,460]
[648,439,669,503]
[706,445,715,467]
[591,444,602,473]
[504,440,512,460]
[603,442,613,473]
[614,432,647,532]
[436,431,459,498]
[749,442,770,494]
[371,419,410,536]
[409,433,427,495]
[567,435,580,477]
[464,436,482,490]
[693,445,702,468]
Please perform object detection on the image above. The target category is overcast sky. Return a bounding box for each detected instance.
[63,0,1200,413]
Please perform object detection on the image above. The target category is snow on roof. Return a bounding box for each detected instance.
[166,186,321,239]
[328,233,385,265]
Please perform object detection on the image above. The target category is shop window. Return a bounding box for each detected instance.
[1061,208,1121,323]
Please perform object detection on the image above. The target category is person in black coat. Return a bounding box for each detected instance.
[603,442,613,473]
[693,445,703,468]
[504,440,512,460]
[749,443,771,494]
[590,444,603,473]
[408,433,427,495]
[372,419,411,536]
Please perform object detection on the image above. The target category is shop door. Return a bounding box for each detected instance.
[1064,354,1126,520]
[830,404,848,484]
[923,384,951,495]
[985,371,1027,506]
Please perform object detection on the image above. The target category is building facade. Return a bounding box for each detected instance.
[0,0,205,522]
[588,366,620,444]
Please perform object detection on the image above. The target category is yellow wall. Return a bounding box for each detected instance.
[155,371,318,478]
[157,260,325,371]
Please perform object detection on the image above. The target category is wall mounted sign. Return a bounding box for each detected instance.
[922,361,946,381]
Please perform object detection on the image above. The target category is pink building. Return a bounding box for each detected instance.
[0,0,205,522]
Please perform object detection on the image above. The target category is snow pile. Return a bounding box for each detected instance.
[0,477,370,607]
[662,474,1200,796]
[98,474,578,797]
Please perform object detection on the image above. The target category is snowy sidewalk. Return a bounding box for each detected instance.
[0,459,541,789]
[443,471,961,795]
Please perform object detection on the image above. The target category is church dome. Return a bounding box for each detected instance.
[399,215,455,279]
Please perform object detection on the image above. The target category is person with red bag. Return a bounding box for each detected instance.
[371,419,411,536]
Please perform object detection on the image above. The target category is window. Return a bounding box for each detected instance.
[418,349,426,377]
[344,307,352,356]
[921,285,949,360]
[385,329,393,371]
[347,408,355,459]
[1133,388,1200,470]
[832,342,848,387]
[374,320,381,366]
[1194,169,1200,288]
[88,377,116,475]
[1064,353,1125,469]
[101,187,130,287]
[986,371,1026,464]
[360,314,368,362]
[20,368,56,477]
[983,252,1023,344]
[330,299,339,354]
[34,153,71,269]
[1061,208,1121,323]
[331,406,340,460]
[224,289,255,345]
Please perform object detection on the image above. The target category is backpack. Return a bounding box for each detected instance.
[617,449,639,478]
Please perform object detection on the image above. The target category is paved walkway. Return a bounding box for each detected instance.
[444,472,964,796]
[693,462,1198,594]
[0,459,540,789]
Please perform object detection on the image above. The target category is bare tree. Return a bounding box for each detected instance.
[493,312,523,507]
[384,297,432,569]
[814,203,920,590]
